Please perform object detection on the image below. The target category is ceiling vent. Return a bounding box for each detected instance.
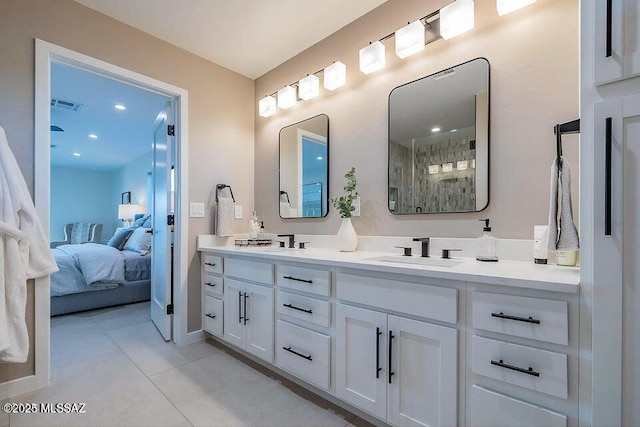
[51,98,82,111]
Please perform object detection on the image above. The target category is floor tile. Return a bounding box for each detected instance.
[91,302,151,331]
[1,398,8,427]
[107,322,220,376]
[50,315,122,369]
[10,352,188,427]
[150,352,351,427]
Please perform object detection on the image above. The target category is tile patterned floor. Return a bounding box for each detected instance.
[6,302,374,427]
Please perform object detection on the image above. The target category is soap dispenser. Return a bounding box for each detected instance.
[249,211,259,239]
[476,219,499,262]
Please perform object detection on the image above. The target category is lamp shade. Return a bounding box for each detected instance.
[440,0,475,40]
[258,95,277,117]
[118,204,145,220]
[359,41,386,74]
[497,0,536,16]
[323,61,346,90]
[277,85,297,109]
[395,20,426,58]
[298,74,320,100]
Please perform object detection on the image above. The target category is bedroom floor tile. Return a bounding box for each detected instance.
[50,315,121,369]
[106,321,220,376]
[91,301,151,331]
[10,352,189,427]
[149,352,352,427]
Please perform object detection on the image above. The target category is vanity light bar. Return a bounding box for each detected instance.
[258,61,347,118]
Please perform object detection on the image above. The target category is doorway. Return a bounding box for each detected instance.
[34,39,191,391]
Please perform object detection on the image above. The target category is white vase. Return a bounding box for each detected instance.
[337,217,358,252]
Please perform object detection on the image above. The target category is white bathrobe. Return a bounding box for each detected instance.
[0,126,57,363]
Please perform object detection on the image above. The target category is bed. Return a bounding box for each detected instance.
[50,239,152,316]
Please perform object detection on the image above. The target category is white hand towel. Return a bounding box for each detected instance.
[546,157,579,251]
[279,202,291,218]
[216,187,235,237]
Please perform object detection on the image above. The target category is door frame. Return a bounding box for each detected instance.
[34,39,191,389]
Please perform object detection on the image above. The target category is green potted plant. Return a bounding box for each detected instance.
[331,167,358,252]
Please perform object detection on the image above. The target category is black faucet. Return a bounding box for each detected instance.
[277,234,295,249]
[413,237,430,258]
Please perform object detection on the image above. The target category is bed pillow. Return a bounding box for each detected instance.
[142,216,152,228]
[132,214,150,228]
[123,227,152,255]
[107,227,134,251]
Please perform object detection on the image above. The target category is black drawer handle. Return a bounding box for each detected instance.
[205,313,216,319]
[205,282,216,287]
[491,359,540,377]
[243,292,249,325]
[282,346,312,361]
[205,262,217,267]
[605,116,612,236]
[282,303,313,314]
[376,327,382,379]
[491,312,541,324]
[388,330,395,384]
[606,0,612,57]
[238,291,243,324]
[283,275,313,284]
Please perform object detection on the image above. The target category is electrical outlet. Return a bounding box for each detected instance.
[189,202,205,218]
[235,205,243,219]
[352,197,361,217]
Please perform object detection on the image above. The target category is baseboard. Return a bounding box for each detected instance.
[0,375,36,400]
[176,329,204,346]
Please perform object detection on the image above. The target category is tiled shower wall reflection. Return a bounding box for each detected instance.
[389,136,476,213]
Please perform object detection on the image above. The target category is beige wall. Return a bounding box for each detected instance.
[255,0,579,239]
[0,0,254,382]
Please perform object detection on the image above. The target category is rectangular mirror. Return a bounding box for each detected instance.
[388,58,489,214]
[279,114,329,218]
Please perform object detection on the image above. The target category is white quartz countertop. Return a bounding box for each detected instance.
[197,244,580,294]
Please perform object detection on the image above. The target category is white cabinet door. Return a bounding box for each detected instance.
[624,0,640,78]
[244,283,274,363]
[387,315,457,427]
[223,279,245,348]
[594,0,624,85]
[336,304,388,420]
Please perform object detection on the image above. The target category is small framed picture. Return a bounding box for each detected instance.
[121,191,131,204]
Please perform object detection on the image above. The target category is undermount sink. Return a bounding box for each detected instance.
[367,255,464,268]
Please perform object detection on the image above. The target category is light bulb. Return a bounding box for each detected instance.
[359,41,385,74]
[277,86,297,109]
[395,20,425,59]
[324,61,347,90]
[298,74,320,100]
[440,0,475,40]
[258,95,277,118]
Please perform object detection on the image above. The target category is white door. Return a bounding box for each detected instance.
[336,303,388,420]
[387,315,457,427]
[223,279,245,347]
[594,0,624,85]
[244,283,274,362]
[150,102,174,341]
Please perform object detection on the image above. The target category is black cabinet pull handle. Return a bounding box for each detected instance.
[491,312,541,324]
[243,292,249,325]
[205,282,215,287]
[282,346,312,361]
[238,291,243,324]
[376,327,382,379]
[205,262,216,267]
[283,276,313,284]
[606,0,612,57]
[282,303,313,314]
[205,313,216,319]
[491,359,540,377]
[388,330,395,384]
[605,117,612,236]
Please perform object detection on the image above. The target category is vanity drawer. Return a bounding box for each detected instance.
[276,320,330,390]
[336,273,457,324]
[202,254,223,274]
[203,295,223,337]
[202,273,223,297]
[277,291,331,327]
[277,264,331,296]
[472,335,568,399]
[470,385,567,427]
[472,292,568,345]
[225,258,274,285]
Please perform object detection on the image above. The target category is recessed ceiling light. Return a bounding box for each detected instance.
[450,129,458,133]
[73,152,81,157]
[88,133,98,139]
[114,104,126,111]
[431,127,441,133]
[317,156,323,160]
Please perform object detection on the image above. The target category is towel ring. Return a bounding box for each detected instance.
[216,184,235,202]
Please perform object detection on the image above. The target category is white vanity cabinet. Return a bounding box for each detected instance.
[594,0,640,85]
[201,254,224,337]
[335,274,458,426]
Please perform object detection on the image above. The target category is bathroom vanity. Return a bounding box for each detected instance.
[198,238,579,427]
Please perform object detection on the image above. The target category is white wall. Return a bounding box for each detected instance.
[50,166,118,241]
[113,149,152,212]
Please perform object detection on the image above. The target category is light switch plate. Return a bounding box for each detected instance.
[190,202,205,218]
[352,197,361,217]
[235,205,243,219]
